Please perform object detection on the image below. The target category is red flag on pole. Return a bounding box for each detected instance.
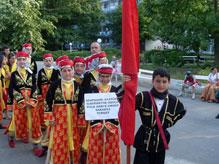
[119,0,139,146]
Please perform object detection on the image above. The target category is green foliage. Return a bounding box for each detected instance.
[41,0,103,50]
[140,0,216,52]
[197,67,212,75]
[107,5,122,45]
[144,49,186,67]
[103,48,121,60]
[32,50,90,61]
[0,0,55,50]
[32,48,120,61]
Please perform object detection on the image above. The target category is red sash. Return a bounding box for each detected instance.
[149,92,169,150]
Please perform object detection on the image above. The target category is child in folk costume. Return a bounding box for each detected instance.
[0,54,7,128]
[22,43,37,76]
[133,68,186,164]
[37,53,59,128]
[81,51,108,92]
[82,64,124,164]
[5,52,17,105]
[72,57,88,153]
[7,51,43,156]
[0,54,10,121]
[45,59,81,164]
[73,56,86,85]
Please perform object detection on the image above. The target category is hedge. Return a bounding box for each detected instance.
[32,48,121,61]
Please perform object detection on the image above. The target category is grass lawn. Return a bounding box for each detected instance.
[140,63,211,80]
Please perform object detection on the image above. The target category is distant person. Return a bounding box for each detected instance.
[110,55,117,69]
[22,43,37,75]
[113,58,122,82]
[85,42,102,70]
[200,67,219,102]
[178,71,199,99]
[2,46,10,58]
[0,54,7,129]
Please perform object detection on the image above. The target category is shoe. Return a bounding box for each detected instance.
[0,124,7,129]
[216,114,219,119]
[8,139,16,148]
[33,147,45,157]
[192,93,195,99]
[22,138,29,143]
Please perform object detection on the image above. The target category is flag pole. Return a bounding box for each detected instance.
[127,145,131,164]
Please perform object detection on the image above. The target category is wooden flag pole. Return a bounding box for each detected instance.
[127,145,131,164]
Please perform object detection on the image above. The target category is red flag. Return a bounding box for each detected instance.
[119,0,139,145]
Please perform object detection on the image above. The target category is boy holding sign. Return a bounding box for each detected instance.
[83,64,124,164]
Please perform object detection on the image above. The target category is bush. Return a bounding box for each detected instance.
[32,48,121,61]
[143,49,186,67]
[32,50,90,61]
[103,48,121,61]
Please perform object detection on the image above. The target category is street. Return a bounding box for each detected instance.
[0,62,218,164]
[0,88,219,164]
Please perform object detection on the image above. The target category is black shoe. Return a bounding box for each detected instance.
[0,124,7,129]
[216,114,219,119]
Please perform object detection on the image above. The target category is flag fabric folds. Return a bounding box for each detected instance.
[119,0,140,145]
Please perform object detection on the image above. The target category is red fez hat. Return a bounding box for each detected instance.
[59,59,73,68]
[43,53,53,59]
[98,64,113,74]
[16,51,29,58]
[98,52,107,58]
[90,51,107,61]
[56,55,69,65]
[73,56,85,64]
[22,43,32,48]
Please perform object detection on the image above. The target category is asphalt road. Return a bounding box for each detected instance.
[0,62,218,164]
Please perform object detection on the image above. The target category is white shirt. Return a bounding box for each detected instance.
[154,98,165,112]
[208,73,218,84]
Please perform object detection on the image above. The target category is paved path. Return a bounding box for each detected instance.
[0,62,218,164]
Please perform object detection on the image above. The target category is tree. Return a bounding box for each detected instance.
[212,0,219,66]
[107,5,122,45]
[108,3,151,48]
[41,0,103,50]
[0,0,55,50]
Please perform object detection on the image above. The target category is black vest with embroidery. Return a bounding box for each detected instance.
[134,91,186,152]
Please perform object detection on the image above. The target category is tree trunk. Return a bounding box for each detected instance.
[214,0,219,67]
[214,32,219,67]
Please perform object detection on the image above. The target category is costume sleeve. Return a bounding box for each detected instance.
[31,59,38,75]
[45,82,56,112]
[115,84,124,102]
[164,98,186,128]
[77,85,85,115]
[8,73,25,108]
[28,74,38,107]
[135,92,143,110]
[37,70,42,96]
[81,72,92,93]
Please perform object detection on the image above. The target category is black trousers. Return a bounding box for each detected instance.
[133,149,165,164]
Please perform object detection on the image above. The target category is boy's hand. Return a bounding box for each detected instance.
[123,74,131,82]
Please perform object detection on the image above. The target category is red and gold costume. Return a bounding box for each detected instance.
[82,64,124,164]
[83,84,123,164]
[37,54,59,127]
[46,60,81,164]
[0,68,5,122]
[7,66,41,143]
[73,56,87,149]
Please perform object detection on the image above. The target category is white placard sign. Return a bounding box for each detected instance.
[84,92,120,120]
